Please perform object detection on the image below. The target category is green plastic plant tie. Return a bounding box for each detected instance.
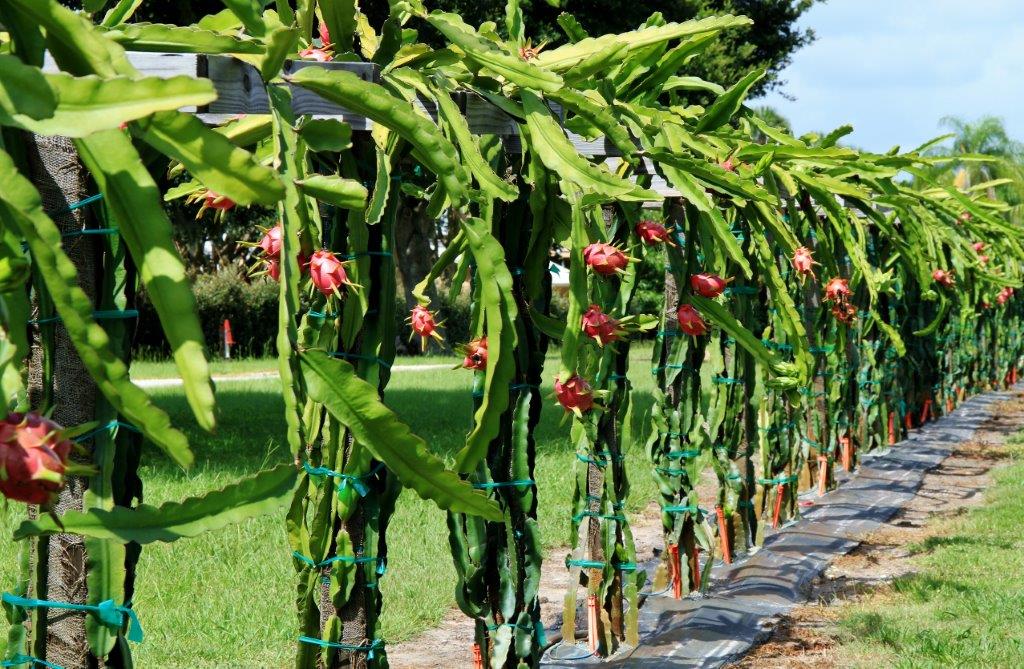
[725,286,757,296]
[666,449,701,460]
[656,330,680,338]
[472,479,535,490]
[565,559,638,572]
[509,383,540,391]
[298,636,384,660]
[655,466,687,477]
[808,345,835,354]
[29,310,139,326]
[663,504,706,515]
[573,510,626,523]
[713,375,743,385]
[798,388,825,398]
[329,351,392,369]
[2,593,142,643]
[724,337,736,346]
[756,474,798,486]
[726,472,742,481]
[307,310,338,320]
[1,655,62,669]
[52,193,104,214]
[801,435,822,449]
[302,461,385,497]
[73,420,140,444]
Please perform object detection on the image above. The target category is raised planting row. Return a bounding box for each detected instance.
[1,2,1022,669]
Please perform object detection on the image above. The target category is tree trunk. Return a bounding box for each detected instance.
[26,135,99,669]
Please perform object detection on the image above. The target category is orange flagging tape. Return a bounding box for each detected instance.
[715,506,732,564]
[586,595,599,653]
[668,544,682,600]
[772,483,786,528]
[887,411,896,445]
[472,643,483,669]
[690,546,701,591]
[920,398,933,424]
[840,435,852,471]
[905,410,914,431]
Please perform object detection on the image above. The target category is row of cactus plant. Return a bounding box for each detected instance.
[1,1,1023,669]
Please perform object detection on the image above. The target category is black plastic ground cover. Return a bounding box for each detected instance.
[542,387,1015,668]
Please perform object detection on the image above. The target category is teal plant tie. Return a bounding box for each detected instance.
[655,466,687,477]
[307,310,338,320]
[663,504,706,515]
[292,551,386,575]
[509,383,540,392]
[1,655,62,669]
[62,227,118,239]
[809,345,835,355]
[652,363,690,374]
[330,351,392,369]
[725,286,757,296]
[762,339,793,352]
[565,558,637,572]
[302,461,385,497]
[656,330,679,339]
[713,375,743,385]
[51,193,104,215]
[759,422,794,434]
[573,510,626,523]
[756,474,798,486]
[30,310,138,326]
[724,337,736,346]
[73,420,140,444]
[666,449,701,460]
[2,593,142,643]
[726,472,742,481]
[472,479,535,490]
[298,636,384,660]
[798,388,825,398]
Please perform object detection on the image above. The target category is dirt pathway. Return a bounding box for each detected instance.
[730,391,1024,668]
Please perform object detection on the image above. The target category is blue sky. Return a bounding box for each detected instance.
[757,0,1024,153]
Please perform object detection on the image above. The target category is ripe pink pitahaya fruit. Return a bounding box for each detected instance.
[408,305,444,349]
[635,220,672,246]
[308,250,353,297]
[973,242,986,253]
[319,22,331,47]
[932,269,955,288]
[554,374,594,414]
[581,305,621,346]
[583,243,630,276]
[461,337,488,371]
[259,224,283,258]
[689,273,729,299]
[676,304,708,336]
[791,246,818,279]
[0,413,73,505]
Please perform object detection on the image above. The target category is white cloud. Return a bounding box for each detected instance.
[758,0,1024,152]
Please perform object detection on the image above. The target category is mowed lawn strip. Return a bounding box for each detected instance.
[1,346,658,668]
[833,435,1024,667]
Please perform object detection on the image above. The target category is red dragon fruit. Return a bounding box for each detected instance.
[581,305,621,346]
[973,242,986,253]
[676,304,708,336]
[690,273,729,299]
[0,413,73,505]
[831,302,857,324]
[265,258,281,282]
[554,375,594,414]
[635,220,672,246]
[308,250,353,297]
[791,246,818,279]
[824,277,851,302]
[258,224,283,258]
[409,305,444,348]
[461,337,488,371]
[319,22,331,47]
[583,243,630,276]
[997,286,1014,305]
[932,269,955,288]
[719,155,738,172]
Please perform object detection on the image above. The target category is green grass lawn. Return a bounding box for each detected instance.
[833,436,1024,667]
[1,346,658,668]
[129,352,474,380]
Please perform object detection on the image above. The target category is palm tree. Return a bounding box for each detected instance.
[932,116,1024,208]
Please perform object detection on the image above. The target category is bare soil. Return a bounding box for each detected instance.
[730,392,1024,668]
